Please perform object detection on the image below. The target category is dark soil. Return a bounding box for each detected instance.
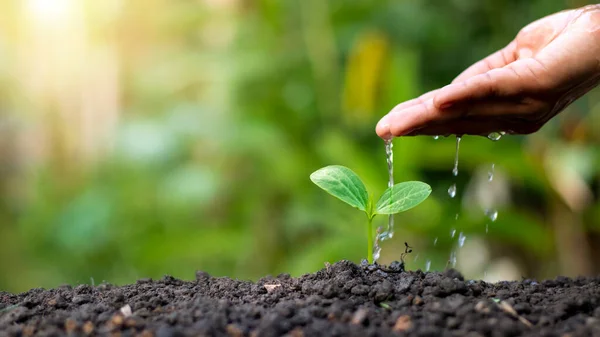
[2,260,600,337]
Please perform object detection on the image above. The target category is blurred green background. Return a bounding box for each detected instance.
[1,0,599,292]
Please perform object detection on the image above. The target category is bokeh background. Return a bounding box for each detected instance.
[1,0,599,292]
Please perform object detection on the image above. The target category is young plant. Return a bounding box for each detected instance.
[310,165,431,264]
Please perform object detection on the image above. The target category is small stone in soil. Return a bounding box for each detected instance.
[393,315,412,332]
[264,284,282,293]
[351,308,368,325]
[120,304,132,317]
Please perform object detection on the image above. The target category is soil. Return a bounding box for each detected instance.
[2,260,600,337]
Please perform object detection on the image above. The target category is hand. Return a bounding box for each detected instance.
[376,5,600,139]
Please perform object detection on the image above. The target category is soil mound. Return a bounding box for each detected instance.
[2,260,600,336]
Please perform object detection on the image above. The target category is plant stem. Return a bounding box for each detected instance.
[367,217,373,264]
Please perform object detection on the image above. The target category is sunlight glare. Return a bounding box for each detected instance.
[26,0,74,23]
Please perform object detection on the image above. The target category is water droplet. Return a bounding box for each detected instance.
[381,232,393,240]
[433,135,440,140]
[373,247,381,262]
[485,223,489,233]
[487,132,503,141]
[433,237,438,246]
[450,229,456,238]
[377,232,388,241]
[449,250,457,268]
[448,184,457,198]
[458,232,466,247]
[455,213,459,220]
[488,163,495,182]
[486,209,498,222]
[425,260,431,272]
[413,253,419,262]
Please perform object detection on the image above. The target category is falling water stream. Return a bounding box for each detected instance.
[373,228,382,262]
[447,136,461,198]
[383,138,395,239]
[376,132,504,266]
[448,133,503,269]
[488,163,495,182]
[485,132,503,234]
[373,138,395,262]
[447,136,462,267]
[486,164,496,233]
[452,136,461,177]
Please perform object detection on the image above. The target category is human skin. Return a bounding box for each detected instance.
[375,4,600,139]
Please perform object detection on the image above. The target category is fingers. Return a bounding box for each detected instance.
[534,31,599,89]
[402,118,502,137]
[376,97,447,138]
[375,89,440,138]
[377,43,521,139]
[434,70,507,109]
[402,116,543,136]
[452,41,518,83]
[390,88,441,112]
[375,43,551,139]
[378,97,543,137]
[433,57,547,109]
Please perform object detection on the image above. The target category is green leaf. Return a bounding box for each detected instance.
[310,165,369,212]
[375,181,431,215]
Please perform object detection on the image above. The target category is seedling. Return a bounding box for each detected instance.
[310,165,431,264]
[401,242,413,263]
[375,242,414,274]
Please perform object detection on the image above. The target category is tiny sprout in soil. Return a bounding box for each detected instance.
[310,165,431,264]
[402,242,413,261]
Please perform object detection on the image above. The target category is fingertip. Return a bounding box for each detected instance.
[388,117,411,137]
[380,111,412,138]
[387,99,437,137]
[375,115,392,139]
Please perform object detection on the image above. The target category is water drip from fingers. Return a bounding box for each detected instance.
[373,138,396,262]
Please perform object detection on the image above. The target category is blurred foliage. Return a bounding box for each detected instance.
[0,0,599,292]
